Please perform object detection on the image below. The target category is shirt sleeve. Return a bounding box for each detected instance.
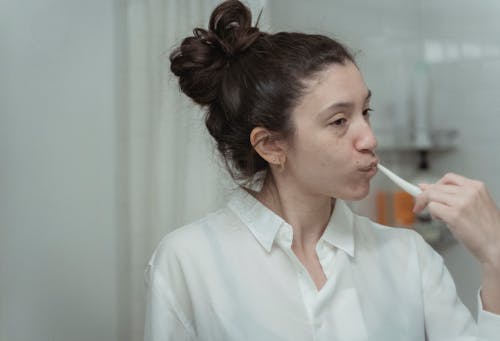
[415,233,499,341]
[477,289,500,338]
[143,263,195,341]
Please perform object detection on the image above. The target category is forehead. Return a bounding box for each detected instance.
[293,62,369,117]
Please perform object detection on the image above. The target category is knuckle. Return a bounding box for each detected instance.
[476,180,486,191]
[469,180,485,195]
[444,172,455,179]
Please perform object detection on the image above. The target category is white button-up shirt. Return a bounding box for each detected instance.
[144,187,500,340]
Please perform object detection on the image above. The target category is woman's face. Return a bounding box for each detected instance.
[284,61,378,201]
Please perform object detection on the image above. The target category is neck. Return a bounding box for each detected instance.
[253,171,335,250]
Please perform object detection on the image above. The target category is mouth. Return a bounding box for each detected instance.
[358,160,378,172]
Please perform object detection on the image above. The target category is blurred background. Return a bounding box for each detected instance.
[1,0,500,340]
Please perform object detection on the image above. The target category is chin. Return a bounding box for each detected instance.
[342,184,371,201]
[350,192,370,201]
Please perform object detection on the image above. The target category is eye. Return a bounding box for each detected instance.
[329,118,347,127]
[363,108,374,118]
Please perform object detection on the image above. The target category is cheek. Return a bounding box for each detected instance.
[289,129,350,174]
[319,142,351,170]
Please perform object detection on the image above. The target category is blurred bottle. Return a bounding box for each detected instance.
[393,191,415,227]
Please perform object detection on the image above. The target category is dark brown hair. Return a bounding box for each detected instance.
[170,0,354,183]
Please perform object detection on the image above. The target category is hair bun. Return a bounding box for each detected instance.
[207,0,261,58]
[170,0,262,105]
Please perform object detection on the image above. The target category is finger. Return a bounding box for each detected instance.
[428,189,458,207]
[413,184,460,212]
[428,184,461,196]
[437,172,470,186]
[419,183,461,195]
[413,191,430,213]
[427,201,454,223]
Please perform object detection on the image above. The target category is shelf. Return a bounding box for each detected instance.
[376,129,458,152]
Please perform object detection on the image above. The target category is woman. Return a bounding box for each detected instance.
[144,1,500,340]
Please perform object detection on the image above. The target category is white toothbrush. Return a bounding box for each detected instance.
[377,163,422,197]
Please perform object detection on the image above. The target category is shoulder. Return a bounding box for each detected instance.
[352,214,444,287]
[147,206,241,269]
[353,213,434,258]
[144,207,239,301]
[354,213,419,242]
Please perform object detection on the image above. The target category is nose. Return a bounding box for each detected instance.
[354,119,378,152]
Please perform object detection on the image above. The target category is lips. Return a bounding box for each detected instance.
[359,161,378,172]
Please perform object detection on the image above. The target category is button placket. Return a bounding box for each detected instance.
[277,223,325,330]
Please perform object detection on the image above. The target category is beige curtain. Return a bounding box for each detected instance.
[121,0,221,339]
[119,0,269,339]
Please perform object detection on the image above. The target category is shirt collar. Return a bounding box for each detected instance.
[227,186,355,257]
[227,187,285,252]
[322,199,355,257]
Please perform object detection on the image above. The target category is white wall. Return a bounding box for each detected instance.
[420,0,500,312]
[0,1,118,340]
[269,0,500,315]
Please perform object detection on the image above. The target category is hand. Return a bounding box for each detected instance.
[413,172,500,268]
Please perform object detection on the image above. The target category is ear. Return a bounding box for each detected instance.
[250,126,287,166]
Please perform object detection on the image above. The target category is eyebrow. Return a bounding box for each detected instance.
[317,89,372,119]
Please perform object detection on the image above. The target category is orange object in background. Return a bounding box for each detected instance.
[393,191,415,227]
[376,191,390,225]
[376,190,415,228]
